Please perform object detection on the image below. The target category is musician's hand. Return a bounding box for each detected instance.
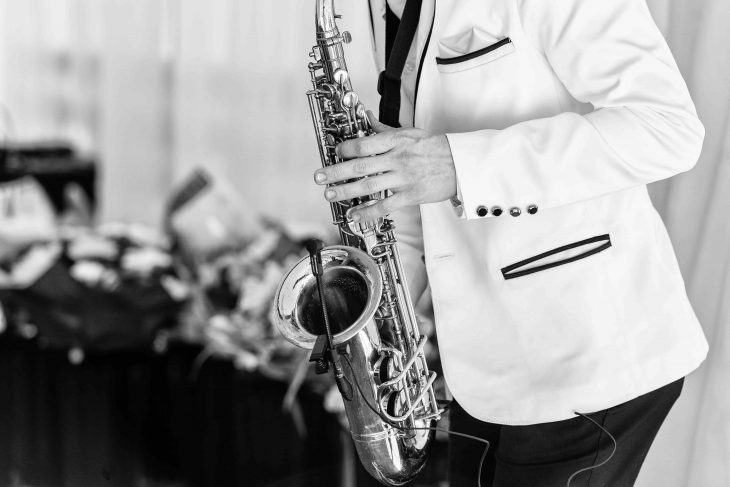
[313,112,457,223]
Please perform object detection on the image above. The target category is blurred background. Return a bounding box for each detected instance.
[0,0,728,486]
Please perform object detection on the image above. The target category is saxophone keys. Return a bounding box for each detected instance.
[342,91,359,109]
[333,68,349,86]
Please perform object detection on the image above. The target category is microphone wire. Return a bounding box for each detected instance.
[565,411,618,487]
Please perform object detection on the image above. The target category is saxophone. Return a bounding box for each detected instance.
[272,1,441,485]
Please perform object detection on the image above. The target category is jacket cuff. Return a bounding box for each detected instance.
[445,131,540,220]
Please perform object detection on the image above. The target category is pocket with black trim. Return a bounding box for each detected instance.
[501,234,612,280]
[436,37,515,74]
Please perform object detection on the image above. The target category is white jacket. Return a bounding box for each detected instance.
[367,0,708,425]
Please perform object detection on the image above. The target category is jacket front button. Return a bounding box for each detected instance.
[476,205,489,217]
[527,204,538,215]
[510,207,522,217]
[491,206,503,216]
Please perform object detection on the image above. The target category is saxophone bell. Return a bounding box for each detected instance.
[275,246,382,351]
[273,247,436,486]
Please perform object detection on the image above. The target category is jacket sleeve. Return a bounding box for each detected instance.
[445,0,705,219]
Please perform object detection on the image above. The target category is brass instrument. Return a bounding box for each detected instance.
[272,1,441,485]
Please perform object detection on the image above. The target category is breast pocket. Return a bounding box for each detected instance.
[436,37,515,74]
[432,33,520,131]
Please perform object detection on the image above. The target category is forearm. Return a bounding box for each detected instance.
[447,105,703,218]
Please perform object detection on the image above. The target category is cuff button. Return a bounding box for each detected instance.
[476,205,489,217]
[510,207,522,217]
[527,204,538,215]
[491,206,503,216]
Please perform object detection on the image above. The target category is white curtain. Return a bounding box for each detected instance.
[1,1,728,485]
[641,1,730,486]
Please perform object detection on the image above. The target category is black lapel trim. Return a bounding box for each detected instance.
[501,234,612,280]
[413,4,436,121]
[435,37,512,65]
[378,0,423,127]
[367,0,375,43]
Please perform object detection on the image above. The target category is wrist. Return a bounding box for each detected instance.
[437,133,458,199]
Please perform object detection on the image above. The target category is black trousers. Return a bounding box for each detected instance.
[448,378,684,487]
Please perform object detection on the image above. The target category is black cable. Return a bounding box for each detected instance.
[566,412,618,487]
[342,355,490,487]
[305,239,335,346]
[306,239,353,400]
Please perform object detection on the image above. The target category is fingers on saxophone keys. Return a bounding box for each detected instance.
[336,132,396,160]
[314,156,389,185]
[325,173,395,202]
[348,194,402,222]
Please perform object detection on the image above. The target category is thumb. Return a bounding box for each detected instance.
[367,110,393,133]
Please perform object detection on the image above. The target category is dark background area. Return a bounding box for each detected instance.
[0,335,345,487]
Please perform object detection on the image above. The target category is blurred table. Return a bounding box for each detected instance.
[0,334,344,487]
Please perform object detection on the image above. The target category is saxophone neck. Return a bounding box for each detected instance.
[316,0,340,40]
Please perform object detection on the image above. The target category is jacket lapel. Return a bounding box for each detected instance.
[415,0,436,59]
[368,0,438,123]
[368,0,387,71]
[413,0,438,126]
